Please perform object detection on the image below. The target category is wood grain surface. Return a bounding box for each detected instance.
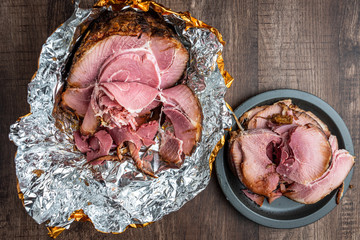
[1,0,359,239]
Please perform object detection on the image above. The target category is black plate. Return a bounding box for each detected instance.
[216,89,354,228]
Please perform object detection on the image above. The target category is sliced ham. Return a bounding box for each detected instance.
[62,86,94,116]
[99,49,160,88]
[136,120,158,146]
[163,108,198,155]
[242,190,265,207]
[289,104,330,136]
[276,125,332,184]
[67,10,188,89]
[229,138,243,179]
[80,101,99,135]
[159,131,184,166]
[73,131,90,153]
[99,82,159,112]
[284,149,354,204]
[150,37,189,89]
[247,100,291,129]
[232,129,282,198]
[230,99,354,206]
[74,130,113,164]
[109,126,142,148]
[239,105,267,125]
[162,85,202,155]
[162,84,202,127]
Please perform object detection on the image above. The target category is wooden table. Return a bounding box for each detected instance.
[1,0,359,239]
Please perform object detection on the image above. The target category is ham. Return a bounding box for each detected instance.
[162,85,202,155]
[284,149,354,204]
[162,85,202,127]
[159,131,184,166]
[242,190,265,207]
[163,108,198,155]
[80,100,99,135]
[67,10,188,89]
[62,86,94,116]
[230,99,355,205]
[99,82,159,112]
[247,100,291,129]
[74,130,113,164]
[65,10,202,176]
[136,120,158,146]
[230,129,282,198]
[99,49,161,88]
[276,124,332,184]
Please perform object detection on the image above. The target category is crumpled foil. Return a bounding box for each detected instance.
[9,0,232,236]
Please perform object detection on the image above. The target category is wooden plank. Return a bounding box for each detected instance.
[337,0,360,239]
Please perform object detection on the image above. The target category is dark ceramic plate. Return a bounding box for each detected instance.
[216,89,354,228]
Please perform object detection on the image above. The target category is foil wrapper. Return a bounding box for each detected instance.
[9,0,232,235]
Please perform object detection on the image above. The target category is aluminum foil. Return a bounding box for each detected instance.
[9,1,232,234]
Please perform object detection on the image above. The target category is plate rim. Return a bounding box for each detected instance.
[215,88,354,229]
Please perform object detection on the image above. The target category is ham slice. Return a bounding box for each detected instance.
[99,49,160,89]
[162,85,202,127]
[74,130,113,164]
[276,125,332,184]
[247,100,291,129]
[159,131,184,166]
[242,190,265,207]
[231,129,282,198]
[163,108,198,155]
[162,85,202,155]
[150,37,189,89]
[136,120,158,146]
[284,149,354,204]
[100,82,159,112]
[80,101,99,135]
[62,86,94,116]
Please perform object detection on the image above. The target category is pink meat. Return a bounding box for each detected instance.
[159,131,184,166]
[100,82,159,112]
[67,35,148,88]
[247,100,291,129]
[329,135,338,153]
[229,139,243,179]
[239,105,267,124]
[137,98,161,116]
[109,126,142,148]
[150,37,189,89]
[242,190,265,207]
[73,131,90,153]
[284,149,354,204]
[74,130,113,164]
[99,49,160,89]
[62,86,94,116]
[276,125,332,184]
[136,120,158,146]
[86,130,113,164]
[232,129,282,198]
[163,108,198,155]
[80,100,99,135]
[162,84,202,126]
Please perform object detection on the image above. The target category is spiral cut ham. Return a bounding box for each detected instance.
[229,99,354,205]
[62,10,202,176]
